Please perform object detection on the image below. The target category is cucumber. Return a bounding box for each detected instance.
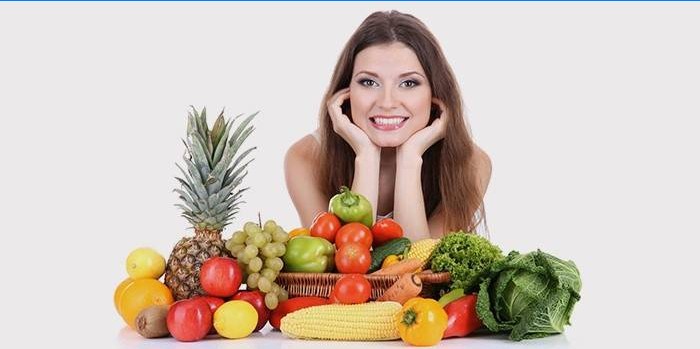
[369,237,411,272]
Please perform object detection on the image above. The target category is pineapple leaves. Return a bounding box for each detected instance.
[188,134,212,178]
[210,110,226,151]
[175,204,195,215]
[195,106,209,141]
[230,112,258,148]
[182,155,208,200]
[174,189,199,211]
[175,163,201,198]
[212,118,234,166]
[174,176,193,194]
[210,112,257,183]
[229,113,257,155]
[175,107,257,227]
[224,151,255,187]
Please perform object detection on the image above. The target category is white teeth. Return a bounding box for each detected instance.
[373,117,406,125]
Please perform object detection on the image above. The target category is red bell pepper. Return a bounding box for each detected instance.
[442,294,482,338]
[269,296,329,330]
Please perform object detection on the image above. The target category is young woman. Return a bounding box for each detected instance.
[285,10,492,240]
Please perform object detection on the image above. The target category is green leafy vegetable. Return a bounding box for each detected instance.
[476,250,582,341]
[430,231,504,292]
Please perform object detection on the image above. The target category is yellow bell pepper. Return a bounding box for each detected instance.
[381,254,401,269]
[396,297,448,346]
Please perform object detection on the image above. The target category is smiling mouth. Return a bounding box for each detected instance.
[369,116,409,130]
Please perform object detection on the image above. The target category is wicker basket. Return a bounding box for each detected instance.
[276,271,451,300]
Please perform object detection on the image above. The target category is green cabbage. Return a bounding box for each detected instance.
[430,231,504,292]
[476,250,582,341]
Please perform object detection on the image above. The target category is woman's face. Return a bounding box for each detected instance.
[349,42,432,148]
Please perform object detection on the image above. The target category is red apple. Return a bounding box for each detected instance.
[166,298,212,342]
[200,257,243,298]
[194,296,225,335]
[231,290,269,332]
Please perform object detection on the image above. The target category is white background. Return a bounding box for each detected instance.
[1,2,697,348]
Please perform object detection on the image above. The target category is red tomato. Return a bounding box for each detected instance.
[335,223,373,249]
[166,298,212,342]
[335,242,371,274]
[270,297,329,329]
[331,274,371,304]
[199,257,242,298]
[232,290,270,332]
[309,212,342,243]
[371,218,404,247]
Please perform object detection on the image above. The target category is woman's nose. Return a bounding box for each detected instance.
[378,87,398,109]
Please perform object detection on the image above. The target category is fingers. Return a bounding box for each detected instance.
[327,88,351,116]
[327,88,351,129]
[431,97,448,118]
[327,88,359,139]
[331,88,351,108]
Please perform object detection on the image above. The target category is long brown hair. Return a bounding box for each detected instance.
[317,10,486,234]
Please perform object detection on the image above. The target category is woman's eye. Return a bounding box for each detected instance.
[401,80,419,88]
[358,79,377,87]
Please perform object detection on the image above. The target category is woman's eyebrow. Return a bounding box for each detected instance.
[353,70,426,79]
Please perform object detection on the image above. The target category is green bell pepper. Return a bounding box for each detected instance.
[328,186,374,228]
[282,236,335,273]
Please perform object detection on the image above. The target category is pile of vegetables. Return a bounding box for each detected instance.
[429,231,582,341]
[277,188,584,343]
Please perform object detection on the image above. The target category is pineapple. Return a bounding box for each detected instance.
[165,106,257,300]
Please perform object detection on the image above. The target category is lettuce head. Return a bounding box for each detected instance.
[476,250,582,341]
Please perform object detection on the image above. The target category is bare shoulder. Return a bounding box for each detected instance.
[285,132,327,227]
[284,134,320,179]
[473,144,492,172]
[472,144,492,197]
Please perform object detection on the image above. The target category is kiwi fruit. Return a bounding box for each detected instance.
[135,305,170,338]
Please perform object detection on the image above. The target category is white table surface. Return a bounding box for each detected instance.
[115,323,577,349]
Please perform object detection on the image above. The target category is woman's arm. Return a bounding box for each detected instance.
[393,152,431,240]
[284,135,328,228]
[351,151,382,224]
[393,98,448,239]
[325,87,383,222]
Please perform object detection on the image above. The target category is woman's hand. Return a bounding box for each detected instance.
[327,88,380,158]
[398,97,448,159]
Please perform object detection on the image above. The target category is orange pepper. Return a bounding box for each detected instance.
[288,227,310,239]
[396,297,448,346]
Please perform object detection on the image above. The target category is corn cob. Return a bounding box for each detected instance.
[280,301,402,341]
[405,238,440,271]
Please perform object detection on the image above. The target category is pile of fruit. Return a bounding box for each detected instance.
[115,239,275,341]
[114,107,582,345]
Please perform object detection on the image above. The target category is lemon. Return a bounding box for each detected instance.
[213,300,257,339]
[126,247,166,279]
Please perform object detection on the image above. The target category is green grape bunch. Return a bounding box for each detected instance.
[225,219,290,310]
